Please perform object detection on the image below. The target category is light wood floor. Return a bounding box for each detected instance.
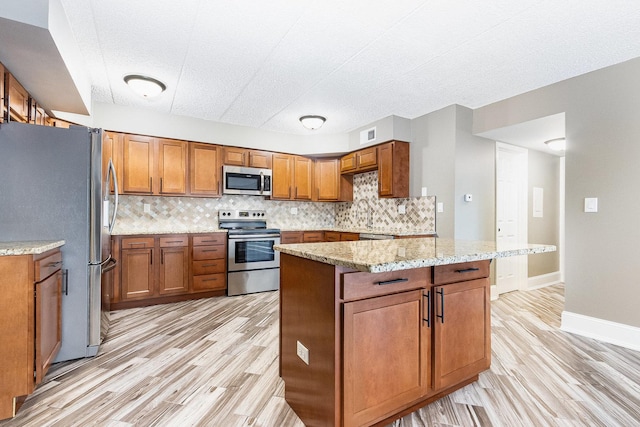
[2,285,639,426]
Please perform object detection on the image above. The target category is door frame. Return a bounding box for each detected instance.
[495,142,528,298]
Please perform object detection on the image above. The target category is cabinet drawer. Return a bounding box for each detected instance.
[433,260,490,285]
[159,236,188,247]
[303,231,324,243]
[192,259,225,275]
[121,237,154,249]
[341,267,430,301]
[193,245,226,260]
[35,250,62,282]
[280,231,303,244]
[193,234,226,246]
[324,231,340,242]
[193,273,226,291]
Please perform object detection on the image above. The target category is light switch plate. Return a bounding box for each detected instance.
[143,203,151,213]
[398,204,406,214]
[437,202,444,213]
[584,197,598,213]
[421,187,428,197]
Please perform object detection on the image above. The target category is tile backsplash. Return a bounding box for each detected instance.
[113,171,435,233]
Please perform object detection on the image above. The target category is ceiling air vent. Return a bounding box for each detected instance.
[360,126,376,145]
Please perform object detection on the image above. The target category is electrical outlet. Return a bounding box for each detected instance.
[398,204,406,214]
[421,187,428,197]
[437,202,444,213]
[144,203,151,213]
[297,341,309,365]
[291,207,298,215]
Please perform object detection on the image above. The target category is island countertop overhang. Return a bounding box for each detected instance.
[274,238,556,273]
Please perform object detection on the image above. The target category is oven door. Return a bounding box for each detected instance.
[228,235,280,272]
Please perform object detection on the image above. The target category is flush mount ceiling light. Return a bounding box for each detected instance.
[299,115,326,130]
[544,137,566,151]
[124,74,166,98]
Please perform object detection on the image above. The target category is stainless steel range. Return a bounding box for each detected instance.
[218,209,281,296]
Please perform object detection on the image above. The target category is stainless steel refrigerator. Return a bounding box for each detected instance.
[0,122,118,362]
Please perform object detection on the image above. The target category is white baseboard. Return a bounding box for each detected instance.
[527,271,562,290]
[561,311,640,352]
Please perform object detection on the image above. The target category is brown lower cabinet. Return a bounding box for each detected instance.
[0,248,62,421]
[280,254,490,427]
[111,233,226,309]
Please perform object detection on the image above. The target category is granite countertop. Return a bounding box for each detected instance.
[274,238,556,273]
[281,227,437,237]
[0,240,65,256]
[111,224,435,237]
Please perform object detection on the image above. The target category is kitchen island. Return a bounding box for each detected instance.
[275,238,555,427]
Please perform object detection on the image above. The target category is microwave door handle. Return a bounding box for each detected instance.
[260,171,264,194]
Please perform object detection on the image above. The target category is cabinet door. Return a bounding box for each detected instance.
[272,153,293,199]
[190,143,220,196]
[122,134,155,193]
[433,278,490,390]
[157,138,187,194]
[159,246,189,295]
[34,270,62,385]
[222,147,247,166]
[378,141,409,198]
[121,248,154,300]
[343,289,430,427]
[293,156,313,200]
[378,142,394,197]
[340,152,356,173]
[248,150,272,168]
[315,158,339,201]
[356,146,377,171]
[303,231,324,242]
[7,74,29,122]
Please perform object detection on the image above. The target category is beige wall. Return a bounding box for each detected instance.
[474,56,640,328]
[528,150,560,277]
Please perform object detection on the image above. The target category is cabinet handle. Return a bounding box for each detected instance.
[202,264,217,267]
[161,249,164,264]
[165,240,184,244]
[423,290,430,327]
[455,267,479,273]
[202,249,217,253]
[202,278,218,282]
[200,240,217,243]
[375,278,408,286]
[150,249,153,265]
[150,177,153,192]
[63,269,69,296]
[160,177,163,192]
[47,261,62,268]
[288,186,291,198]
[436,288,444,323]
[128,242,147,247]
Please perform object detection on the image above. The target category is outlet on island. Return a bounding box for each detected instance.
[291,207,298,215]
[297,340,309,365]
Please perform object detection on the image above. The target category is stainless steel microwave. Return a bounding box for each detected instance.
[222,165,272,196]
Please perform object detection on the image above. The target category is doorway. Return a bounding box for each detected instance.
[495,142,528,295]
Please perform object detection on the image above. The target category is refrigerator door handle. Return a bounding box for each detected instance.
[101,256,117,273]
[106,158,119,234]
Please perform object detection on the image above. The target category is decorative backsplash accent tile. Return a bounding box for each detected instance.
[335,172,436,232]
[113,171,435,234]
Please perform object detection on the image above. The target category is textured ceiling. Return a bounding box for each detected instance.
[58,0,640,135]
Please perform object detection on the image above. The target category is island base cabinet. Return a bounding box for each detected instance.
[433,277,491,390]
[343,289,431,427]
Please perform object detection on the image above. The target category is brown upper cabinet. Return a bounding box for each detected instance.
[340,146,377,174]
[314,158,353,202]
[120,134,187,195]
[189,143,221,197]
[272,154,313,201]
[222,146,272,169]
[378,140,410,198]
[7,73,29,123]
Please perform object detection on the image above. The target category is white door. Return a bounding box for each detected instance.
[496,142,528,294]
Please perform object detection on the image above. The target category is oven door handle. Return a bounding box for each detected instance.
[228,234,281,240]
